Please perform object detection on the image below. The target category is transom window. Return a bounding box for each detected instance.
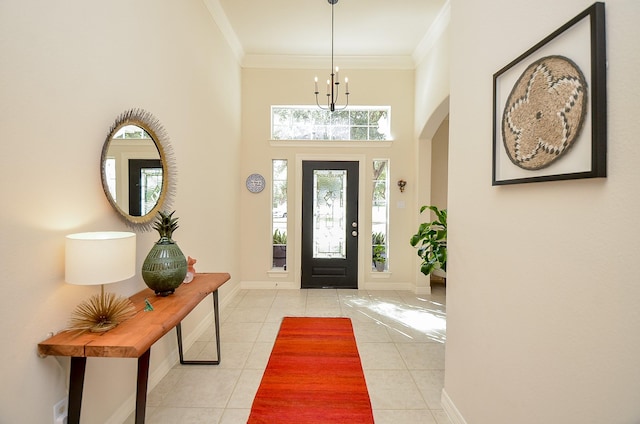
[271,106,391,141]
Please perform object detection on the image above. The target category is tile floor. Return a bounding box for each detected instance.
[125,284,450,424]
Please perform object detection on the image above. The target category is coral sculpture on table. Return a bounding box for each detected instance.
[183,256,197,283]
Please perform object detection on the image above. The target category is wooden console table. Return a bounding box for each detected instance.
[38,272,230,424]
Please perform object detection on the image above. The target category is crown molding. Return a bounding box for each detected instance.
[202,0,245,64]
[203,0,449,70]
[412,0,451,65]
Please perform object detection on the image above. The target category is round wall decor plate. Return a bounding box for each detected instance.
[246,173,265,193]
[501,55,587,170]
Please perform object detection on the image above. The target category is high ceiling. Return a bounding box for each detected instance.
[206,0,448,69]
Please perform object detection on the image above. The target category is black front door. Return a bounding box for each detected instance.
[301,161,359,289]
[128,159,162,216]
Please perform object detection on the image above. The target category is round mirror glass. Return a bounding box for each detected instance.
[101,109,175,230]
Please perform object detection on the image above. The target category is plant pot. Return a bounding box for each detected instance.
[273,244,287,268]
[372,244,386,271]
[433,268,446,279]
[142,238,188,296]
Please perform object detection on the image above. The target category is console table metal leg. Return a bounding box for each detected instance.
[213,289,221,362]
[68,356,87,424]
[135,349,151,424]
[177,289,221,365]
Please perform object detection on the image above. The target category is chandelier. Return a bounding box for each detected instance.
[314,0,350,112]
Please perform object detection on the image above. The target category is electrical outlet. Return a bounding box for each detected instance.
[53,397,67,424]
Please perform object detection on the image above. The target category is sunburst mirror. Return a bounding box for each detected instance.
[100,108,176,231]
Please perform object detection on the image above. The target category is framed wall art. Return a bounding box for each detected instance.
[492,2,606,185]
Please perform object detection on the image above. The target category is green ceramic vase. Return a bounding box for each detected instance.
[142,237,188,296]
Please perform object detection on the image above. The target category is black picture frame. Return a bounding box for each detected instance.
[492,2,606,185]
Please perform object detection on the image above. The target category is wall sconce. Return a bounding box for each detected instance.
[397,180,407,193]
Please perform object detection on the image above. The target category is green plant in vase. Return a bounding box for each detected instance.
[142,210,188,296]
[372,232,385,246]
[372,244,386,272]
[371,232,386,271]
[273,229,287,268]
[410,205,447,276]
[273,229,287,245]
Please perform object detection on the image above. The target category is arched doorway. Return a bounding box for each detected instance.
[416,96,449,292]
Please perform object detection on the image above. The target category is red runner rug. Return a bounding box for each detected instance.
[248,317,374,423]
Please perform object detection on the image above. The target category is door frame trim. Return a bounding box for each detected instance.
[294,154,366,289]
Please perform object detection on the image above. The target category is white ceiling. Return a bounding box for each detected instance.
[205,0,448,69]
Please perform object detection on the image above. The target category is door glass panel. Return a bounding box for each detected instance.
[313,170,347,259]
[140,167,163,216]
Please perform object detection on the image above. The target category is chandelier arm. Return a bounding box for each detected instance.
[315,93,329,111]
[334,89,349,111]
[335,102,349,112]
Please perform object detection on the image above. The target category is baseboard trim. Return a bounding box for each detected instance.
[220,282,241,308]
[241,280,299,290]
[241,279,429,293]
[241,280,413,291]
[415,285,432,295]
[441,388,468,424]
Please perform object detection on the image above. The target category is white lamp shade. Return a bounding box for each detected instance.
[65,231,136,286]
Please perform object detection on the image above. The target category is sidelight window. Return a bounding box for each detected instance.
[372,160,389,271]
[272,160,288,269]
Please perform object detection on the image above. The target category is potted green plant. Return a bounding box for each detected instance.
[371,232,386,271]
[409,205,447,277]
[372,232,385,246]
[273,229,287,268]
[372,244,386,271]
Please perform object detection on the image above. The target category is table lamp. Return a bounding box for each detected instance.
[65,231,137,332]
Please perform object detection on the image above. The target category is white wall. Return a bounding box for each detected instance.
[414,9,450,291]
[443,0,640,422]
[415,2,450,141]
[431,118,449,211]
[0,1,241,423]
[240,68,422,291]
